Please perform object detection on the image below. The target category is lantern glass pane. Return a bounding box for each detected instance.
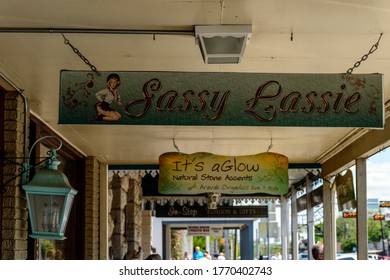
[28,194,65,234]
[59,195,75,233]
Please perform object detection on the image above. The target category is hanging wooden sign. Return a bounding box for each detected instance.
[158,152,289,195]
[59,71,384,128]
[334,169,356,211]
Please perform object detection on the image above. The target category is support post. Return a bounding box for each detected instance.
[323,177,336,260]
[280,196,289,260]
[306,176,315,259]
[356,158,368,260]
[291,185,299,260]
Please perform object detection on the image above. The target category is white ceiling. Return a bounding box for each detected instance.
[1,0,390,170]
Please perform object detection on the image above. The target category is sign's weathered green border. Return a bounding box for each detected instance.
[59,71,383,127]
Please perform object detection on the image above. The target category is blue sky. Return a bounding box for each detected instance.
[366,146,390,201]
[335,147,390,202]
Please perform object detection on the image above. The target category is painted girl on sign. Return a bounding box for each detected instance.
[93,73,122,121]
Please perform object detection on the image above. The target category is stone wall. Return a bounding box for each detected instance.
[1,91,28,259]
[108,171,143,260]
[141,210,154,257]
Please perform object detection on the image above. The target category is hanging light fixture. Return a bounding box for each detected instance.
[195,25,252,64]
[22,148,77,240]
[1,136,78,240]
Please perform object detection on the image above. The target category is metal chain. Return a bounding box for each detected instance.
[62,33,99,74]
[173,138,180,153]
[344,33,383,78]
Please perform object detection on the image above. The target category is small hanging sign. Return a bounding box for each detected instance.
[158,152,289,195]
[187,226,223,236]
[334,169,356,211]
[380,201,390,207]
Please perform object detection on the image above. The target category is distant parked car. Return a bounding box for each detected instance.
[336,253,357,260]
[379,255,390,260]
[337,253,382,260]
[368,254,380,260]
[299,252,308,260]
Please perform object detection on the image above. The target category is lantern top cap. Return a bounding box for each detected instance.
[22,168,77,194]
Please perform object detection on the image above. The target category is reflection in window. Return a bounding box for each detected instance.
[40,239,65,260]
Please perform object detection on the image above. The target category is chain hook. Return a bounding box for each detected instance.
[343,33,383,78]
[61,33,100,75]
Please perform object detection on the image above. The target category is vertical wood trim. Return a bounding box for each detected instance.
[306,176,315,259]
[323,177,336,260]
[290,186,298,260]
[356,158,368,260]
[280,196,289,260]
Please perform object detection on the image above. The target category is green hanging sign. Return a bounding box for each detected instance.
[59,71,383,127]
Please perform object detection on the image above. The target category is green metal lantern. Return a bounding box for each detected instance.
[22,150,78,240]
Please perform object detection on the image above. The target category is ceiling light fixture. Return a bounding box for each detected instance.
[195,25,252,64]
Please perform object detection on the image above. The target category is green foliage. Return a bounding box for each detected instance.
[314,223,324,244]
[193,236,206,252]
[336,214,385,253]
[218,243,224,253]
[368,218,383,243]
[336,217,356,242]
[40,240,54,259]
[341,239,357,253]
[336,216,357,253]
